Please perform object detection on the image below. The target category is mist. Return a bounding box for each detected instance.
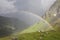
[15,0,56,16]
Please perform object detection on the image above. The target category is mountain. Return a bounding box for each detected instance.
[20,17,53,34]
[17,0,60,40]
[0,16,28,37]
[42,0,60,31]
[0,16,54,40]
[42,0,60,22]
[0,0,60,40]
[1,11,40,26]
[12,0,60,40]
[0,11,42,37]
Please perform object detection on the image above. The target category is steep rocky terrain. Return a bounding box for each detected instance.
[42,0,60,31]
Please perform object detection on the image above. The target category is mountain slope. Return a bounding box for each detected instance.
[18,30,60,40]
[18,0,60,40]
[42,0,60,31]
[20,18,53,34]
[0,16,28,37]
[14,0,60,40]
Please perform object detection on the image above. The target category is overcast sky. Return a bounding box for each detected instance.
[0,0,56,16]
[15,0,56,16]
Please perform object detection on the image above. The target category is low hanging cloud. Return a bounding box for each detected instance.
[15,0,56,16]
[0,0,56,16]
[0,0,17,15]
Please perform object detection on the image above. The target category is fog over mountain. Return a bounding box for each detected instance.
[1,11,41,26]
[0,16,30,37]
[0,12,41,37]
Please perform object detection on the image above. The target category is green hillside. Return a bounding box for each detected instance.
[18,30,60,40]
[20,20,53,34]
[0,16,54,40]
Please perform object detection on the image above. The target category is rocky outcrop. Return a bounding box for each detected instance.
[42,0,60,31]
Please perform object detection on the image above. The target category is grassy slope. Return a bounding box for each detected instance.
[0,20,53,40]
[18,30,60,40]
[20,20,53,34]
[0,18,60,40]
[18,32,41,40]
